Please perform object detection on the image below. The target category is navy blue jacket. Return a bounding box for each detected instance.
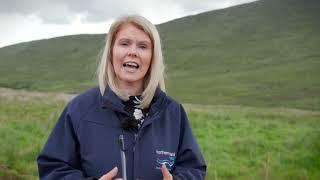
[37,87,206,179]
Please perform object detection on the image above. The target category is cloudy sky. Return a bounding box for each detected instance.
[0,0,257,48]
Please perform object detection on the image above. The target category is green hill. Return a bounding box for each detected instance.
[0,0,319,110]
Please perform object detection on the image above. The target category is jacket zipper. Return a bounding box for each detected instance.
[133,132,140,180]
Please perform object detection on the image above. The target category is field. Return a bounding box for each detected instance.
[0,0,319,179]
[1,89,319,179]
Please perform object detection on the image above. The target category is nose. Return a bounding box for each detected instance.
[128,45,138,57]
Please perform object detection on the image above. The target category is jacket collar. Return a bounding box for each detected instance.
[100,87,126,114]
[141,88,168,129]
[100,86,168,116]
[148,88,167,115]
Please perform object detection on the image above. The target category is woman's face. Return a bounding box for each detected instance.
[112,23,152,91]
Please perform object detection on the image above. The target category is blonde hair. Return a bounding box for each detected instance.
[97,15,165,109]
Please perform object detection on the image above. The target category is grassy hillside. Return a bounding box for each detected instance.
[159,0,320,110]
[0,0,319,110]
[0,34,105,92]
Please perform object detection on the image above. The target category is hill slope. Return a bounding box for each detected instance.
[0,0,319,110]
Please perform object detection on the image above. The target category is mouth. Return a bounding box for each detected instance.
[123,62,140,69]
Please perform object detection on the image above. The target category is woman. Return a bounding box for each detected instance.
[37,15,206,180]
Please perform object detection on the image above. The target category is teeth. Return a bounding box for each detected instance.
[123,62,139,69]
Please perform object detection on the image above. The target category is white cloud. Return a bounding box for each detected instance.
[0,14,112,48]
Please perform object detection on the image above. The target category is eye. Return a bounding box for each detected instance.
[120,42,129,46]
[138,44,148,49]
[118,39,130,46]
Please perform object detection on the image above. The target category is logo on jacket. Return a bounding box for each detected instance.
[155,150,176,171]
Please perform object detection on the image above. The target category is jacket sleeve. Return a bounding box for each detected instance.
[37,104,86,180]
[172,104,207,180]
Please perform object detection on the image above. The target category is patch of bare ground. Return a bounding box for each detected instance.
[0,88,76,102]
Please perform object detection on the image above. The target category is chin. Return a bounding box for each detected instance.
[122,74,144,81]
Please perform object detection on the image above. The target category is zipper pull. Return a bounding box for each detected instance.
[118,134,127,180]
[134,133,139,142]
[119,134,126,151]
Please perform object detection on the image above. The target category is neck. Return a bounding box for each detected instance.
[118,81,143,96]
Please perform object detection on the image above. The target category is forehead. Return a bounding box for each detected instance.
[115,23,151,42]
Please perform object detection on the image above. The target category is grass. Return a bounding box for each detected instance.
[0,97,64,179]
[186,104,320,179]
[0,96,319,179]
